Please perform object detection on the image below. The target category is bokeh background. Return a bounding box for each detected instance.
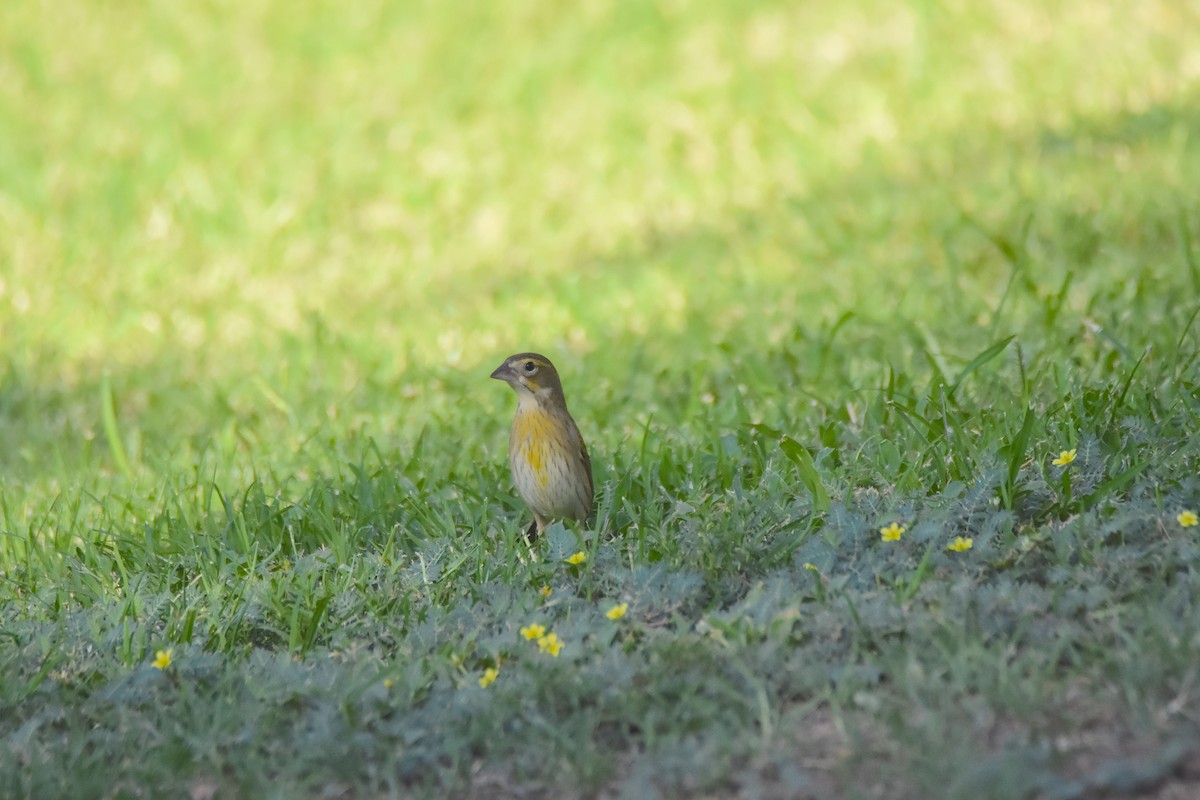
[3,0,1196,498]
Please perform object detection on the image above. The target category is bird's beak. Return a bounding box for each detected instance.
[490,362,511,381]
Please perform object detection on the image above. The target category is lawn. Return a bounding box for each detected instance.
[2,0,1199,797]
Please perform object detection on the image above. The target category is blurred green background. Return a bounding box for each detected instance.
[2,0,1195,500]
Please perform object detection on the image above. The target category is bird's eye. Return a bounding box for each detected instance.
[523,361,537,373]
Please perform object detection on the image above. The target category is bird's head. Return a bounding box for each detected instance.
[490,352,565,405]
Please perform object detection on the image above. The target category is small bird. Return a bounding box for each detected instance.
[490,352,593,537]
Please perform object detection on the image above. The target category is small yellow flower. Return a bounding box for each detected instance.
[879,522,905,542]
[565,551,587,565]
[1052,449,1077,467]
[383,678,394,689]
[946,536,974,552]
[606,602,628,620]
[151,649,173,670]
[537,633,564,656]
[520,623,546,640]
[479,667,499,688]
[539,585,552,598]
[803,562,818,572]
[1178,510,1199,528]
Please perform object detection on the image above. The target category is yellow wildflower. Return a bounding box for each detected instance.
[151,649,173,670]
[879,522,905,542]
[520,623,546,641]
[479,667,499,688]
[539,585,552,598]
[803,562,818,572]
[565,551,587,565]
[946,536,974,552]
[1052,449,1077,467]
[605,602,628,620]
[383,678,394,689]
[537,633,564,657]
[1178,510,1199,528]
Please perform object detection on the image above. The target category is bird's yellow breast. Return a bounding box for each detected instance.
[511,404,556,487]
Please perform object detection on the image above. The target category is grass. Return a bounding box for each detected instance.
[2,0,1200,797]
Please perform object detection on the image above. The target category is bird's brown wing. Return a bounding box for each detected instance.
[574,422,595,521]
[580,439,594,497]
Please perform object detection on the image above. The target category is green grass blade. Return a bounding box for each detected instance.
[779,435,831,513]
[100,373,133,479]
[950,335,1015,397]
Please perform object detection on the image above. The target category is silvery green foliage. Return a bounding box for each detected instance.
[3,425,1197,800]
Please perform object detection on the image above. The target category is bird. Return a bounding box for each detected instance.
[490,352,593,537]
